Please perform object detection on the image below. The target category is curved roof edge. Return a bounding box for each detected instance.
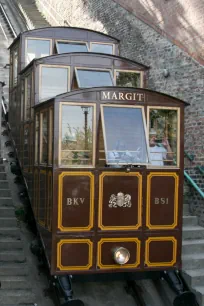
[20,51,149,75]
[9,26,120,49]
[34,87,189,107]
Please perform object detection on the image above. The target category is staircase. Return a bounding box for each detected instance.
[0,164,36,305]
[182,203,204,306]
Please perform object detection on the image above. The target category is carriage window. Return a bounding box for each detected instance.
[60,104,94,166]
[35,114,39,164]
[56,41,88,53]
[48,108,53,165]
[75,69,113,88]
[26,38,51,65]
[40,111,48,164]
[149,108,179,167]
[101,106,148,165]
[13,49,18,87]
[25,74,32,120]
[20,80,25,121]
[90,43,113,54]
[115,71,141,88]
[40,66,69,101]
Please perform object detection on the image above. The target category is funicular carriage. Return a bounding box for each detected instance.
[7,27,190,305]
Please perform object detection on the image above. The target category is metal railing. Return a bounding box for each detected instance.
[0,2,17,38]
[184,150,204,198]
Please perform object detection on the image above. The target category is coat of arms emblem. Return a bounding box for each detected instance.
[109,192,132,208]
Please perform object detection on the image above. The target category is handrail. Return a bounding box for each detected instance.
[184,170,204,199]
[197,166,204,176]
[0,2,17,38]
[184,151,195,161]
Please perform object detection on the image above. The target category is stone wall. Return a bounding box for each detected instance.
[35,0,204,214]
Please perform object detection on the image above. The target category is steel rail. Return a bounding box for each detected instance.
[0,2,17,38]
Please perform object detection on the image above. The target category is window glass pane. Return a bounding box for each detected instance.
[48,109,53,164]
[21,81,25,121]
[40,66,69,101]
[25,75,31,120]
[24,125,29,168]
[13,49,18,86]
[91,43,113,54]
[57,42,88,53]
[76,69,113,88]
[40,112,48,163]
[26,39,50,65]
[115,71,141,87]
[35,114,39,164]
[102,106,148,165]
[61,105,93,166]
[149,109,178,166]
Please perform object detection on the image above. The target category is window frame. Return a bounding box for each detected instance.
[75,67,114,89]
[25,37,52,66]
[48,108,54,165]
[114,69,144,88]
[40,109,48,165]
[59,102,96,168]
[147,106,180,169]
[35,113,40,165]
[24,73,32,121]
[90,41,115,55]
[39,64,71,102]
[55,39,89,53]
[100,104,150,166]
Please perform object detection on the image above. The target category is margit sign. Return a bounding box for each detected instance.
[101,91,145,102]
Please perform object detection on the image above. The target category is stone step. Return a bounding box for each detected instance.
[0,276,31,289]
[0,165,5,172]
[182,253,204,270]
[0,217,17,227]
[182,225,204,240]
[192,286,204,306]
[0,173,7,180]
[0,197,13,207]
[0,180,9,188]
[0,189,11,197]
[0,227,20,238]
[0,251,26,262]
[0,207,15,217]
[182,239,204,255]
[0,289,35,304]
[0,262,28,276]
[182,269,204,287]
[0,237,23,250]
[182,215,198,226]
[183,204,190,215]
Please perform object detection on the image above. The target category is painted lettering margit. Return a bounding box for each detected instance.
[101,91,145,102]
[67,198,85,206]
[109,192,132,208]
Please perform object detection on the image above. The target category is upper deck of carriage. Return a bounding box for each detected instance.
[9,26,120,88]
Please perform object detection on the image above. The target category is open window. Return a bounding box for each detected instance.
[148,107,180,167]
[101,105,149,165]
[90,42,113,54]
[75,68,114,88]
[59,103,95,167]
[26,38,51,65]
[56,41,88,53]
[39,65,70,101]
[115,70,143,88]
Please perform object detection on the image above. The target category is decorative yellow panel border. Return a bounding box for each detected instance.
[97,237,141,269]
[47,170,52,232]
[146,172,179,230]
[145,237,177,267]
[57,239,93,271]
[58,172,94,232]
[98,172,142,230]
[38,170,46,227]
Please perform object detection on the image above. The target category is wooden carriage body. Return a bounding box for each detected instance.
[33,87,186,275]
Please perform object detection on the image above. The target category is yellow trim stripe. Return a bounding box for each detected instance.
[58,172,94,232]
[98,172,142,230]
[146,172,179,230]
